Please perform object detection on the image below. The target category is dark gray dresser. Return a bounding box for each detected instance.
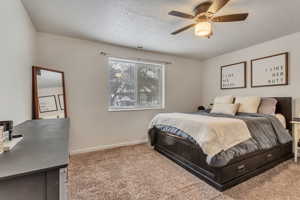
[0,119,69,200]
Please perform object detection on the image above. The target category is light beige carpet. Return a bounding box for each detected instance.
[69,144,300,200]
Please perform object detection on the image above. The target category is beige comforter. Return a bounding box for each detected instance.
[149,113,252,157]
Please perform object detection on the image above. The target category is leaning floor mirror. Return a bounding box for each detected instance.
[32,66,68,119]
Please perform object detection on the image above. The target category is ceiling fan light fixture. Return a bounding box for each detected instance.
[169,0,248,37]
[195,22,212,37]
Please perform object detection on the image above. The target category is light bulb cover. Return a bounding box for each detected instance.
[195,22,212,37]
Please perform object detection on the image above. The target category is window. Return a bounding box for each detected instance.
[108,57,165,111]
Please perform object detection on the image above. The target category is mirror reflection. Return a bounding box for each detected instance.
[33,67,67,119]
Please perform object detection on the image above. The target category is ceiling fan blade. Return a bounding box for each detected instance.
[212,13,249,22]
[208,0,231,14]
[194,1,212,15]
[168,10,195,19]
[171,24,196,35]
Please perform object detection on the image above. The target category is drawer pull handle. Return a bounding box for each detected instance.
[267,153,273,158]
[237,164,246,172]
[237,164,245,169]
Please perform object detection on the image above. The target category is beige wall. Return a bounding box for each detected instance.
[36,33,203,153]
[0,0,36,124]
[201,32,300,116]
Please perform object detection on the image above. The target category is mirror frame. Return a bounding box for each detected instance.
[32,66,68,119]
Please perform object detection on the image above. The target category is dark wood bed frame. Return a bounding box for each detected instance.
[149,97,293,191]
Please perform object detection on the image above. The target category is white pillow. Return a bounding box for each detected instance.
[275,114,286,128]
[235,96,261,113]
[210,104,240,116]
[214,95,234,104]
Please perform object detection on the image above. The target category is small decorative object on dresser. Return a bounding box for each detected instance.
[0,121,23,152]
[251,52,288,88]
[0,121,13,141]
[291,118,300,163]
[221,62,246,89]
[198,106,206,111]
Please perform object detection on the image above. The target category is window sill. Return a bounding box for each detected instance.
[108,107,165,112]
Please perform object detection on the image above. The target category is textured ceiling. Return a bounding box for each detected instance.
[22,0,300,60]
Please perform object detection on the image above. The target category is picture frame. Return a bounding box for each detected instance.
[251,52,288,88]
[58,94,65,110]
[39,95,58,113]
[220,61,246,89]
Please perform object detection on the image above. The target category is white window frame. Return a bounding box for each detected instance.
[108,57,165,112]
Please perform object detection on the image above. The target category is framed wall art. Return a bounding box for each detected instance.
[251,52,288,88]
[220,61,246,89]
[39,95,58,113]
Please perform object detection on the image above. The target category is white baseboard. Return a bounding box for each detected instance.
[70,139,148,155]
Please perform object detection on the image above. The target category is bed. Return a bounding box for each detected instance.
[148,97,293,191]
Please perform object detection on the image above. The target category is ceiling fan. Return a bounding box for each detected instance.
[169,0,248,38]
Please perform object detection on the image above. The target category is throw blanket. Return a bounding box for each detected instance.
[149,113,252,157]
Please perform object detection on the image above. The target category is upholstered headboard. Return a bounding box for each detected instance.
[273,97,292,132]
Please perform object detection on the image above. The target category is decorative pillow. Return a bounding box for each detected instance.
[210,104,240,116]
[275,114,286,128]
[235,96,261,113]
[258,98,278,115]
[214,95,234,104]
